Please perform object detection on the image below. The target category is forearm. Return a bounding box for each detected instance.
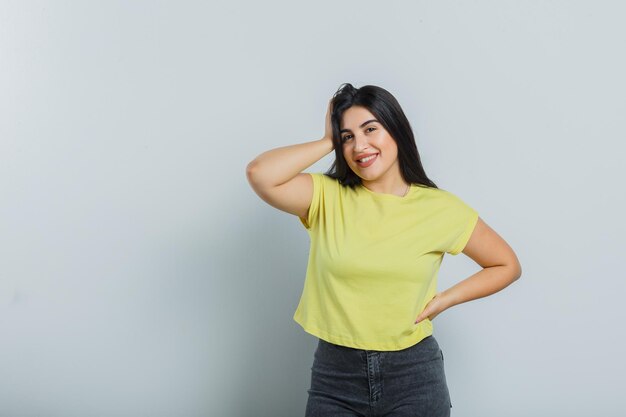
[442,265,521,309]
[246,137,334,187]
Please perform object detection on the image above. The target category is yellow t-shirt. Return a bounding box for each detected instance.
[294,173,479,351]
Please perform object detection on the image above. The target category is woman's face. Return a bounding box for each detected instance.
[339,105,401,184]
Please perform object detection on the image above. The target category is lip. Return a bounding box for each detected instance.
[355,153,378,168]
[354,152,378,161]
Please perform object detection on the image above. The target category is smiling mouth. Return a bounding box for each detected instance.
[358,154,377,162]
[356,154,378,167]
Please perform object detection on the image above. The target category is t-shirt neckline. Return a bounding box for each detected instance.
[358,183,416,200]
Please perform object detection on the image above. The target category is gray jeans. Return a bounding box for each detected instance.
[305,335,452,417]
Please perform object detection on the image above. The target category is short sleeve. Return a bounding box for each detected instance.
[443,191,479,255]
[298,173,322,230]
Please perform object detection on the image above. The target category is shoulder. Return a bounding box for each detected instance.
[429,186,467,201]
[417,186,475,211]
[415,185,455,201]
[308,173,345,191]
[436,187,465,203]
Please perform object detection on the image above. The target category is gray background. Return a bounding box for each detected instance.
[1,1,625,416]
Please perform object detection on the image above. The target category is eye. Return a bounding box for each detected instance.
[341,134,353,142]
[366,127,376,133]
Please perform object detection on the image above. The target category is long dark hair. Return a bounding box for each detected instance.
[325,83,438,189]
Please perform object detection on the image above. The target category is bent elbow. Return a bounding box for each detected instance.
[246,160,260,184]
[513,261,522,281]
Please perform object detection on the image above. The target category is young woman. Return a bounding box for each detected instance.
[246,83,522,417]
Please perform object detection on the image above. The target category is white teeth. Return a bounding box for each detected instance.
[358,154,377,163]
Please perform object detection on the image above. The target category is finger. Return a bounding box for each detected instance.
[415,308,435,323]
[414,314,426,324]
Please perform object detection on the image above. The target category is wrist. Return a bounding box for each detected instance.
[320,136,334,152]
[440,289,459,309]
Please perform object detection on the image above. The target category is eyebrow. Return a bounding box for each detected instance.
[339,119,379,134]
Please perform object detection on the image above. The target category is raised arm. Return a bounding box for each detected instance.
[245,100,335,219]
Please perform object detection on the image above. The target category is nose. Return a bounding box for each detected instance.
[353,133,370,153]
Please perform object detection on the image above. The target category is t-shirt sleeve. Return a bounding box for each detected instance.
[298,173,323,231]
[442,191,479,255]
